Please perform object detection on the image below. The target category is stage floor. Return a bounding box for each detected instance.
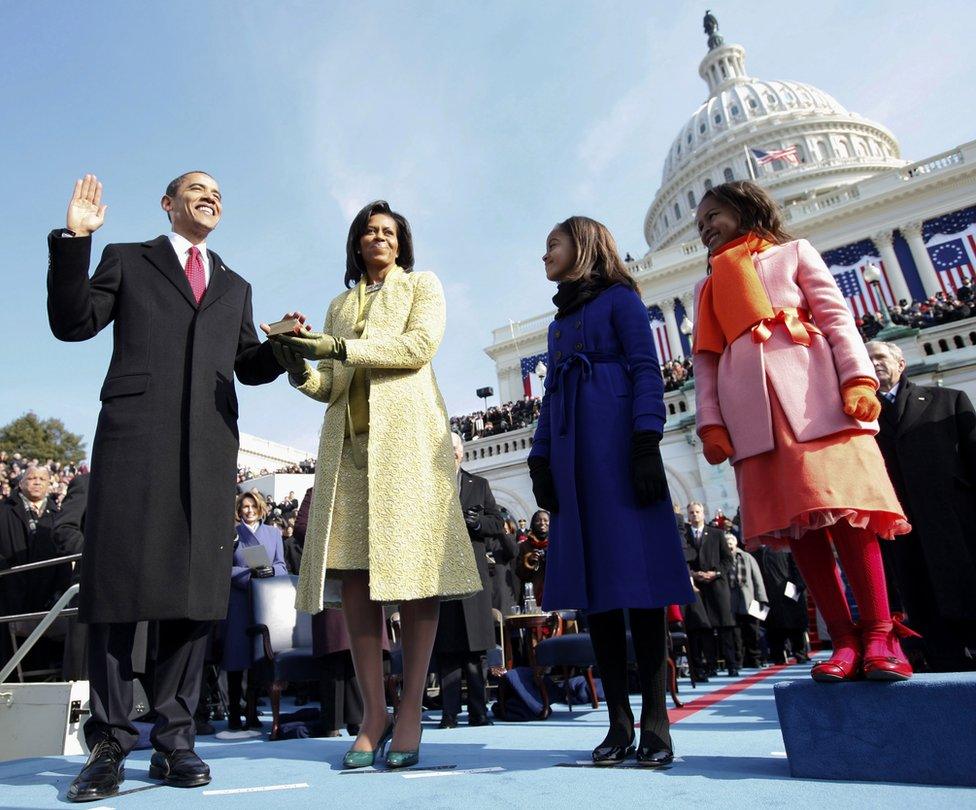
[1,661,971,809]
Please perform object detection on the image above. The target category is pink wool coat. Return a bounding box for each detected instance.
[693,239,879,464]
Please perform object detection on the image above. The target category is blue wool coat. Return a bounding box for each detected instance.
[221,522,288,671]
[529,284,695,614]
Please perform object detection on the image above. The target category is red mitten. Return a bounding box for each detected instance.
[842,376,881,422]
[700,425,734,465]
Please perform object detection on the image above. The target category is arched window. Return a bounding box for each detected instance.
[723,167,734,182]
[703,178,713,191]
[837,140,851,158]
[687,190,696,208]
[674,202,681,219]
[816,139,829,160]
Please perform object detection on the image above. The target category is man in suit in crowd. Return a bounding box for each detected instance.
[867,341,976,671]
[47,173,286,801]
[52,472,89,681]
[681,502,737,679]
[0,464,67,671]
[433,433,505,728]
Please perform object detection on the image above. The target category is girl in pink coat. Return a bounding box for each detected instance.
[691,181,915,682]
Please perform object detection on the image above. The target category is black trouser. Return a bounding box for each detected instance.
[689,626,737,674]
[85,619,210,754]
[319,651,364,731]
[765,628,805,664]
[588,608,670,752]
[437,651,488,722]
[735,615,762,667]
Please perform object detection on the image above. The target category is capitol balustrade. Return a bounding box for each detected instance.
[916,315,976,358]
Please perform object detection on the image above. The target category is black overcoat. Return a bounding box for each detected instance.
[754,547,807,630]
[681,524,734,629]
[0,495,66,615]
[875,379,976,620]
[46,232,283,623]
[434,469,503,653]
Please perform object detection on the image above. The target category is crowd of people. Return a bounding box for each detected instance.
[236,459,315,484]
[450,398,542,441]
[857,285,974,339]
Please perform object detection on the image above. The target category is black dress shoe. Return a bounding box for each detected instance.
[148,749,211,788]
[592,733,636,766]
[636,746,674,768]
[195,718,216,736]
[727,669,740,678]
[438,717,458,729]
[67,739,125,803]
[468,716,494,727]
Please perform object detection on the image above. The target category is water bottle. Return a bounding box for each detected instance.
[524,582,538,614]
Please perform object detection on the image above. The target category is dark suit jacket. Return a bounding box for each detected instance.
[47,232,283,623]
[876,378,976,620]
[0,495,66,615]
[434,469,504,653]
[681,523,734,629]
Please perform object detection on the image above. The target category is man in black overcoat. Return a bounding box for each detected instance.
[867,341,976,671]
[0,464,66,671]
[754,546,808,663]
[47,173,285,801]
[52,472,89,680]
[681,502,737,679]
[433,434,504,727]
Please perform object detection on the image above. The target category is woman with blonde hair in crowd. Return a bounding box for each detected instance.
[222,491,287,729]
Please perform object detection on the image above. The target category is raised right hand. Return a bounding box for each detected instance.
[66,174,107,236]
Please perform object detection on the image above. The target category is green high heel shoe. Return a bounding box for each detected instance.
[386,728,423,770]
[342,718,394,769]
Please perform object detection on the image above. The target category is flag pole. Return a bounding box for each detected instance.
[744,145,757,181]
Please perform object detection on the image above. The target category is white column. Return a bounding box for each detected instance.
[901,220,941,297]
[871,230,912,305]
[659,298,682,361]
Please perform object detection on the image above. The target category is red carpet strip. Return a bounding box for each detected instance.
[668,662,794,724]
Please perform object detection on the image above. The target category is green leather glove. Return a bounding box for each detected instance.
[271,340,308,376]
[271,331,345,361]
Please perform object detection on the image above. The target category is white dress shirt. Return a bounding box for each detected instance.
[168,231,211,286]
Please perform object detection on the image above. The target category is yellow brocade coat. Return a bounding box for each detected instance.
[292,268,481,613]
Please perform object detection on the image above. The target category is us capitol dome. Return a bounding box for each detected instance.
[645,11,904,252]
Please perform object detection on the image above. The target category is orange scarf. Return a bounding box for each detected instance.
[693,232,776,355]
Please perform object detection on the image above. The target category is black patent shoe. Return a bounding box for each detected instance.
[67,739,125,802]
[468,716,494,727]
[592,732,636,766]
[438,716,458,729]
[636,746,674,769]
[148,749,211,788]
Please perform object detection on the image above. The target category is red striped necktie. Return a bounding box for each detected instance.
[185,246,207,305]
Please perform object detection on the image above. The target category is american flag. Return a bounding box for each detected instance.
[823,239,896,318]
[520,353,547,398]
[750,145,800,167]
[928,229,976,294]
[647,306,673,362]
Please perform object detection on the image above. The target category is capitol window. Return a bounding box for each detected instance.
[687,132,692,144]
[700,123,706,134]
[731,104,740,116]
[723,167,734,182]
[674,202,681,219]
[704,178,713,190]
[687,190,696,208]
[766,92,776,104]
[714,113,722,124]
[748,98,758,108]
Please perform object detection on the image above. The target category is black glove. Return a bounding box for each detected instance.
[527,455,558,514]
[631,430,668,506]
[251,565,274,579]
[464,506,482,533]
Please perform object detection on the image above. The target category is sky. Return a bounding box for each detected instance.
[1,0,973,458]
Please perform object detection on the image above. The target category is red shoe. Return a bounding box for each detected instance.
[811,631,862,683]
[862,615,920,682]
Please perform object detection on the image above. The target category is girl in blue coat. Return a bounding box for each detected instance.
[528,216,694,768]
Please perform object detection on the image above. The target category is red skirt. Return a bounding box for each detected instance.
[736,387,910,550]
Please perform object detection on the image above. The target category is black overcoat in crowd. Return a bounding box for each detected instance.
[434,469,504,654]
[681,524,735,630]
[875,379,976,621]
[0,495,67,618]
[487,530,520,616]
[46,232,283,623]
[754,547,808,630]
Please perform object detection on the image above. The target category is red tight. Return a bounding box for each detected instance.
[788,523,890,634]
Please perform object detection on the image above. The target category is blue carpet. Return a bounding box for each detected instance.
[775,672,976,787]
[1,662,972,808]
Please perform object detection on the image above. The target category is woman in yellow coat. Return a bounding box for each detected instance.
[265,200,480,769]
